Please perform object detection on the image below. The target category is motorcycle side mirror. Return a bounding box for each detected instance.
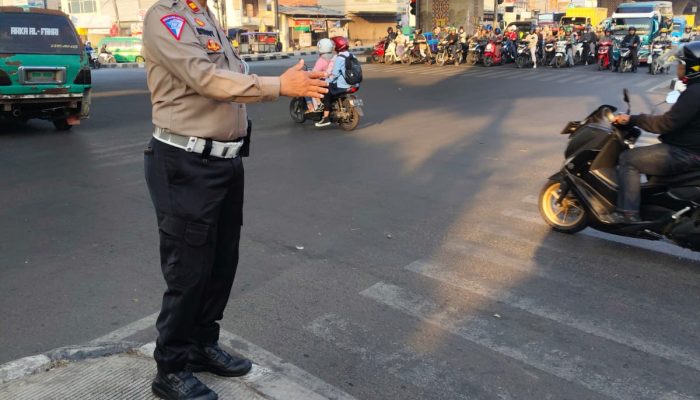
[666,90,681,104]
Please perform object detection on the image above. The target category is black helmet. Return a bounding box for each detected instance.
[679,41,700,81]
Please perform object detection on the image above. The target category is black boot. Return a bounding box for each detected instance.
[152,371,218,400]
[187,344,253,377]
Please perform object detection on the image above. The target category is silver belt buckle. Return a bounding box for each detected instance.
[185,137,198,152]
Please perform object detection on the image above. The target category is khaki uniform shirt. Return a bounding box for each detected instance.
[142,0,280,140]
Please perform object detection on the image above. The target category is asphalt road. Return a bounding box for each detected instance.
[2,58,699,399]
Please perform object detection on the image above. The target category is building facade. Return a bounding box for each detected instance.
[418,0,483,33]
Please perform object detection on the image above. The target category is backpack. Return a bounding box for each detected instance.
[339,54,363,85]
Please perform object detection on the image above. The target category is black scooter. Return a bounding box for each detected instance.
[538,89,700,251]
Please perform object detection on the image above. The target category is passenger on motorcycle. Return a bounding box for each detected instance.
[617,27,641,72]
[612,42,700,222]
[306,38,334,113]
[316,37,358,127]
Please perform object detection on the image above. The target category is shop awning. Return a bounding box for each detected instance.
[278,5,346,18]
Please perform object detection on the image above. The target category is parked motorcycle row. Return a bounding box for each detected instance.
[372,36,678,75]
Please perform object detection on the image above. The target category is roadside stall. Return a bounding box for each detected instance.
[237,31,279,54]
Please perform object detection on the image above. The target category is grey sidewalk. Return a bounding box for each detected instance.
[101,46,371,69]
[0,335,357,400]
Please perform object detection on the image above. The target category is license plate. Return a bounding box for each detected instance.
[28,71,57,83]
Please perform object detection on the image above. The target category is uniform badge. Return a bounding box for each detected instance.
[186,0,201,12]
[206,39,222,52]
[194,18,206,27]
[161,14,185,40]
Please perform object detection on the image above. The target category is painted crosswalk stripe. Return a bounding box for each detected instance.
[537,74,565,81]
[305,314,494,400]
[361,281,696,400]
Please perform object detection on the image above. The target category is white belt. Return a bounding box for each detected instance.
[153,128,243,159]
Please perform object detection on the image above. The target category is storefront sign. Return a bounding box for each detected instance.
[311,19,325,32]
[294,19,311,26]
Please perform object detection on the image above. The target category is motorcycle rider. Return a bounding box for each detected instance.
[316,37,356,128]
[458,26,468,56]
[600,28,614,43]
[619,26,641,72]
[681,25,693,42]
[384,27,396,54]
[445,27,459,61]
[582,25,598,64]
[612,42,700,222]
[413,28,428,60]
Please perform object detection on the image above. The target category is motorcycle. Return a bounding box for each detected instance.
[98,52,116,64]
[435,40,461,66]
[597,40,612,71]
[617,45,634,73]
[405,42,433,65]
[482,39,502,67]
[542,41,556,66]
[648,42,673,75]
[553,39,570,68]
[384,41,408,64]
[289,87,364,132]
[579,40,596,65]
[572,41,585,65]
[371,40,385,63]
[515,41,535,68]
[87,49,100,69]
[539,88,700,252]
[466,40,485,65]
[501,38,517,64]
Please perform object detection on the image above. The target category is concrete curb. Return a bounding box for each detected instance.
[0,341,141,384]
[98,46,372,69]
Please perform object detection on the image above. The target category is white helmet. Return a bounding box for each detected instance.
[317,38,334,54]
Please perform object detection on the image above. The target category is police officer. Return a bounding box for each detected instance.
[141,0,328,398]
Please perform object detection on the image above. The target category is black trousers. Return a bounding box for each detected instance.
[144,137,244,373]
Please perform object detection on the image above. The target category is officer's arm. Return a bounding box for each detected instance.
[143,8,279,103]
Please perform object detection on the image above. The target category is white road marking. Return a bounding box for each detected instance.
[521,195,538,205]
[361,281,697,400]
[219,330,357,400]
[501,208,544,225]
[88,312,158,344]
[404,259,700,372]
[87,312,355,399]
[647,78,673,92]
[305,314,490,400]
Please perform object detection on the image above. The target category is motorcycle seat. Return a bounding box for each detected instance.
[648,170,700,186]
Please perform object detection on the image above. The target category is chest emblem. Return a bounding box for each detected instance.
[206,39,222,52]
[186,0,201,13]
[194,18,206,27]
[160,14,185,40]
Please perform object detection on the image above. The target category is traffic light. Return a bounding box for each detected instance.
[410,0,416,15]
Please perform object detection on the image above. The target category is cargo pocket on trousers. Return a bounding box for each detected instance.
[159,216,209,290]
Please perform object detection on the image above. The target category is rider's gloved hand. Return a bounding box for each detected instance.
[614,114,631,125]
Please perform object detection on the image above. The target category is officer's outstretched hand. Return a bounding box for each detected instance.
[280,60,329,99]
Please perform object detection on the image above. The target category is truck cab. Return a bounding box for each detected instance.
[0,7,91,131]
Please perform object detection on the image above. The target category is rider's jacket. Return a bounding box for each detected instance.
[630,82,700,153]
[621,34,641,48]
